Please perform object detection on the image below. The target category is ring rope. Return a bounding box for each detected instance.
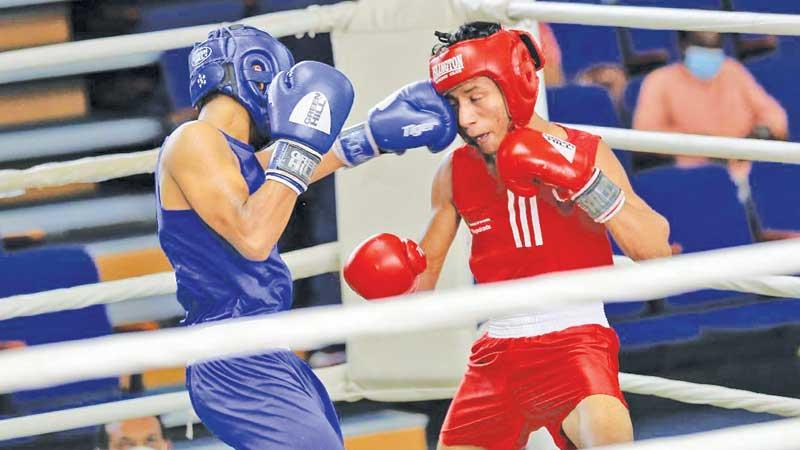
[0,2,358,84]
[0,242,339,320]
[0,150,157,195]
[614,256,800,299]
[618,373,800,417]
[1,248,798,322]
[2,127,798,196]
[1,239,799,394]
[3,0,800,85]
[471,0,800,35]
[1,369,798,441]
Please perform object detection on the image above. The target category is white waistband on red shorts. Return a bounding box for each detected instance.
[486,302,609,338]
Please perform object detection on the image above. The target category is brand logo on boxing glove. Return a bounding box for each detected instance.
[287,150,315,178]
[432,55,464,83]
[402,122,437,137]
[543,133,576,163]
[191,47,213,67]
[289,91,331,134]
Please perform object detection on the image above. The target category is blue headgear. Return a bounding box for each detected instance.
[189,24,295,140]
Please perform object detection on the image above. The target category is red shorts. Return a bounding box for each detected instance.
[440,324,627,450]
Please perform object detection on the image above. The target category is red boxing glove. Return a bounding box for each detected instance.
[496,128,625,223]
[497,128,595,196]
[343,233,427,300]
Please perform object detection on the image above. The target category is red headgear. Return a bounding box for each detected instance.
[429,27,545,128]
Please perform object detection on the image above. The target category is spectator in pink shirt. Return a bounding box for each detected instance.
[634,30,791,242]
[633,30,788,171]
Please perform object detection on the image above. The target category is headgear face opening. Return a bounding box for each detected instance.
[189,24,295,140]
[429,24,545,128]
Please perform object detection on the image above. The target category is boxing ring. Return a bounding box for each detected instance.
[2,0,800,448]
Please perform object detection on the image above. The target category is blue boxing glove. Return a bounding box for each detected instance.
[333,80,456,167]
[265,61,354,194]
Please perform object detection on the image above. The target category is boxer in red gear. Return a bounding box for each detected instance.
[344,233,427,300]
[422,23,672,450]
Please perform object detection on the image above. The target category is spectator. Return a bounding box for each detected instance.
[633,30,788,171]
[95,416,171,450]
[634,30,790,242]
[576,63,628,110]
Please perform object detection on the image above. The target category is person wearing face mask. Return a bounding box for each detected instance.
[95,416,171,450]
[633,30,788,244]
[633,30,788,168]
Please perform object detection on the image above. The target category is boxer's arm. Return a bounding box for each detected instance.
[595,141,671,260]
[165,121,298,261]
[418,154,461,290]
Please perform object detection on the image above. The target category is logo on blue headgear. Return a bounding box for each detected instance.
[189,24,295,140]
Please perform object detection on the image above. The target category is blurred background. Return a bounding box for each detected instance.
[0,1,799,449]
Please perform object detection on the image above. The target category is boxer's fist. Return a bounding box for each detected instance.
[497,128,596,196]
[497,128,625,223]
[266,61,354,193]
[343,233,427,300]
[333,80,456,167]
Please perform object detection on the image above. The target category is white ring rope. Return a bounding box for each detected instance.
[569,125,800,165]
[463,0,800,35]
[0,2,358,84]
[3,0,800,85]
[0,246,798,322]
[1,369,799,442]
[0,150,157,194]
[618,373,800,417]
[1,239,800,394]
[0,242,339,320]
[594,417,800,450]
[614,256,800,299]
[2,127,798,195]
[0,392,191,442]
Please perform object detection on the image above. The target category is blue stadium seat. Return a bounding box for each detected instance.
[547,84,620,127]
[727,0,799,14]
[0,247,118,415]
[620,0,718,9]
[633,165,754,308]
[546,84,632,174]
[132,0,245,33]
[550,23,621,81]
[622,75,644,126]
[626,28,680,61]
[613,314,700,349]
[745,39,800,141]
[695,299,800,332]
[613,299,800,349]
[749,162,800,230]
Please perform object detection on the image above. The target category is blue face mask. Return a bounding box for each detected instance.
[684,46,725,80]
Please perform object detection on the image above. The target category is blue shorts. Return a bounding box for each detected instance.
[187,350,343,450]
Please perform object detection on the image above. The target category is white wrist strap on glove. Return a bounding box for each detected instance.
[332,122,380,167]
[264,140,322,194]
[572,168,626,223]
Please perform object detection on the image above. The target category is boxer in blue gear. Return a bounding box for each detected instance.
[157,23,457,450]
[156,24,354,450]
